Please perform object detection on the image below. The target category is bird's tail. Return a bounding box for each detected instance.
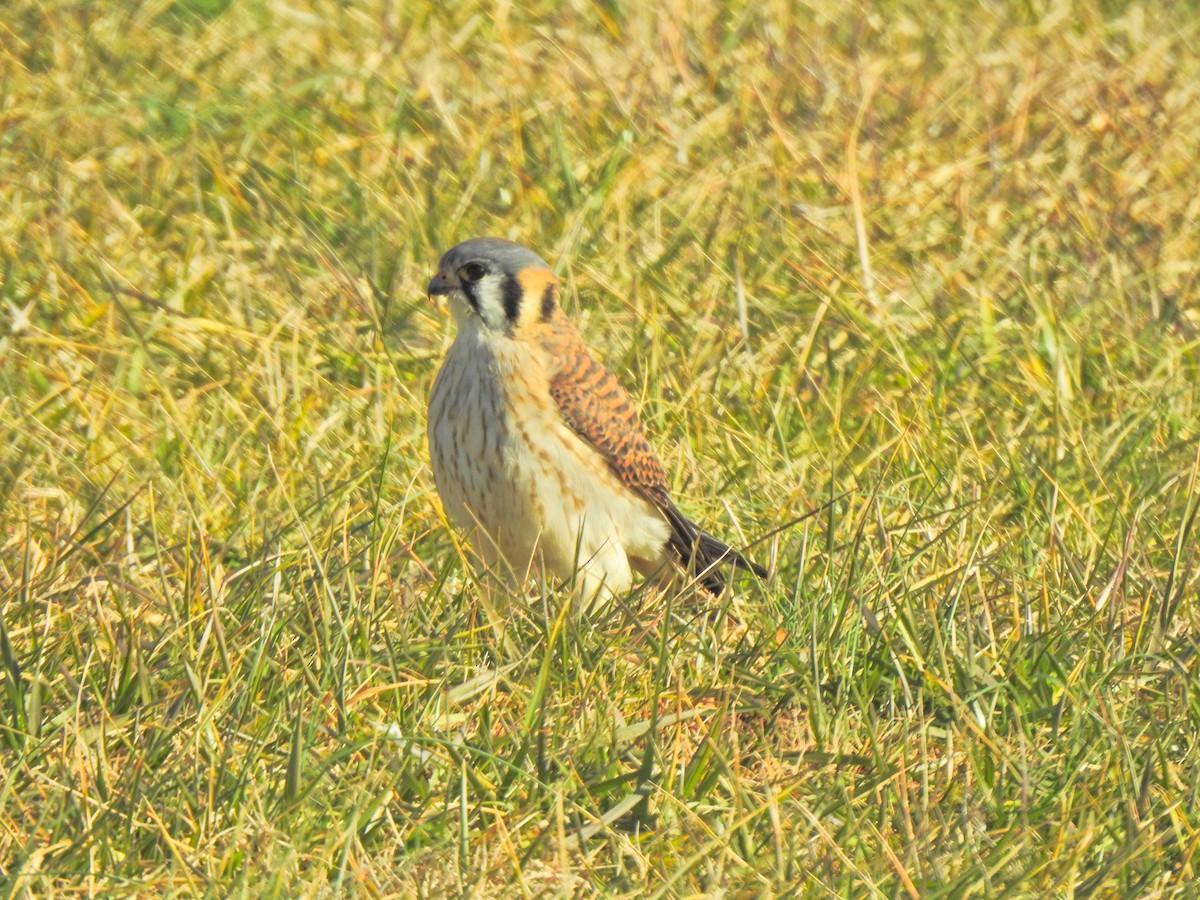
[660,500,767,595]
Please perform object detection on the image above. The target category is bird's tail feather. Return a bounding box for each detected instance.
[660,501,767,594]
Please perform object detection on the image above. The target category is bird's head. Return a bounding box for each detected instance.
[427,237,559,334]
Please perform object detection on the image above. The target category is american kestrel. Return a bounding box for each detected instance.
[426,237,766,605]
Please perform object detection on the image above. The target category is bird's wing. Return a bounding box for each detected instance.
[539,319,765,590]
[541,319,671,501]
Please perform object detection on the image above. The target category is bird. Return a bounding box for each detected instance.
[426,237,766,607]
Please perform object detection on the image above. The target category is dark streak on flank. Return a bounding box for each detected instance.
[502,274,523,324]
[540,282,556,321]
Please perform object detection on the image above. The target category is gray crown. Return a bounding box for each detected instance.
[437,238,550,276]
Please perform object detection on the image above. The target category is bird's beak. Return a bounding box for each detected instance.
[427,274,454,297]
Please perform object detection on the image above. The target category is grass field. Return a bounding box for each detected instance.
[3,0,1200,895]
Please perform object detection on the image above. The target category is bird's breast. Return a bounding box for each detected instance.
[427,334,547,524]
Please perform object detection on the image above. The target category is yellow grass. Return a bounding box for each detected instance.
[2,0,1199,895]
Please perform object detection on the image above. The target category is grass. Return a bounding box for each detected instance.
[2,0,1200,894]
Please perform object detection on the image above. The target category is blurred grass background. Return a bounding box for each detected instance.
[2,0,1199,894]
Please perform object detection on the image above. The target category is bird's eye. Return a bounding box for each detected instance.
[459,262,487,283]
